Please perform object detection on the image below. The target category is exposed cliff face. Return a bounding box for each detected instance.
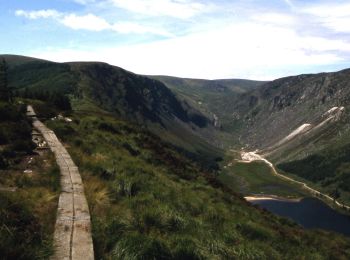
[1,55,220,161]
[70,62,210,128]
[231,69,350,158]
[152,76,266,126]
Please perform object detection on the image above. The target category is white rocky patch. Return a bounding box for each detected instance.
[323,106,345,117]
[280,124,312,143]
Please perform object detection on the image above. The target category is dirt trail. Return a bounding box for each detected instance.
[27,106,94,260]
[240,151,350,211]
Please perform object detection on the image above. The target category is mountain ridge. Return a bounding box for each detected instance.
[2,54,350,258]
[1,54,224,167]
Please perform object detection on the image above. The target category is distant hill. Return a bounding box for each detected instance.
[152,75,266,145]
[230,69,350,155]
[2,55,350,259]
[154,68,350,205]
[221,69,350,203]
[1,55,208,127]
[1,54,222,167]
[0,54,49,68]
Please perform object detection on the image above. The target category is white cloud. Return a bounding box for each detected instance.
[15,9,60,19]
[252,13,296,26]
[323,17,350,33]
[31,22,350,80]
[15,2,350,80]
[302,3,350,33]
[62,14,111,31]
[61,14,173,35]
[112,22,173,36]
[73,0,96,5]
[303,3,350,18]
[110,0,211,19]
[15,9,171,36]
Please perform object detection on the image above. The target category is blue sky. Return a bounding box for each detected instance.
[1,0,350,80]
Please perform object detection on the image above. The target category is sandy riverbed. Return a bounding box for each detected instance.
[244,195,301,202]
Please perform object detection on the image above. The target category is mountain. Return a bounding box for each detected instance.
[216,68,350,204]
[2,54,350,258]
[154,67,350,205]
[228,69,350,158]
[9,54,350,200]
[46,107,350,259]
[5,55,208,127]
[152,75,266,144]
[1,54,222,168]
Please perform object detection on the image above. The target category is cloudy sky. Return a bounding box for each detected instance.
[1,0,350,80]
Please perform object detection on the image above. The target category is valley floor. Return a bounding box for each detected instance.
[220,150,350,214]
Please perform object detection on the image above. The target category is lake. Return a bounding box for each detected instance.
[250,197,350,236]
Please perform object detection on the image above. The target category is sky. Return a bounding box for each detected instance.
[1,0,350,80]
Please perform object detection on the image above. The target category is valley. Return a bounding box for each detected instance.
[159,68,350,208]
[225,149,350,209]
[1,54,350,258]
[4,0,350,257]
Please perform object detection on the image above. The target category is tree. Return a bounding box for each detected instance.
[0,59,12,102]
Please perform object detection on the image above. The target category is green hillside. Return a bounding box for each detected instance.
[277,139,350,204]
[0,101,59,259]
[43,107,350,259]
[2,55,350,258]
[1,54,222,169]
[152,75,266,144]
[182,68,350,205]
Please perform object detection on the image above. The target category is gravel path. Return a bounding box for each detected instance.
[27,106,94,260]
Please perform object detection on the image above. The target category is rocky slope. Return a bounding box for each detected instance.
[153,75,266,136]
[230,69,350,156]
[221,69,350,204]
[1,54,221,165]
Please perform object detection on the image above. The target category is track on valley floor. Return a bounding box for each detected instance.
[240,151,350,211]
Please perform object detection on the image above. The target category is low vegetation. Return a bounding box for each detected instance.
[46,110,350,259]
[0,100,59,259]
[0,102,34,170]
[278,143,350,205]
[2,55,350,259]
[219,160,308,198]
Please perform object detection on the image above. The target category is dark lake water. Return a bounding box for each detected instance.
[250,197,350,236]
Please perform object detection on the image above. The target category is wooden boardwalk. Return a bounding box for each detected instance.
[27,106,94,260]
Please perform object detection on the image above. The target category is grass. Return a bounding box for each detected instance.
[277,141,350,205]
[45,110,350,259]
[152,75,265,145]
[0,101,59,259]
[219,160,308,198]
[4,54,350,258]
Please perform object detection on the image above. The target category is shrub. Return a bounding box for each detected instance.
[237,222,274,240]
[112,233,172,260]
[0,194,45,259]
[172,237,202,260]
[10,139,36,154]
[0,153,8,169]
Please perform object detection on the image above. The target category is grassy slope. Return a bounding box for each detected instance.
[219,161,308,198]
[152,76,266,147]
[2,55,222,167]
[0,101,59,259]
[70,63,222,166]
[44,110,350,259]
[277,140,350,205]
[271,115,350,205]
[3,55,350,257]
